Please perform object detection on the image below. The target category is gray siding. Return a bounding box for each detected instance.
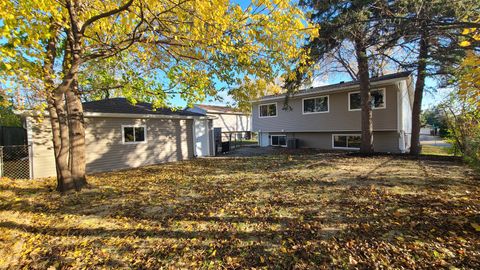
[28,116,195,178]
[269,131,400,153]
[252,84,398,132]
[85,117,193,173]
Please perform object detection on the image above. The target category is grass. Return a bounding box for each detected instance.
[1,151,479,269]
[421,144,453,156]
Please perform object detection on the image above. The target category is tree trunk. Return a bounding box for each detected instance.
[52,91,76,192]
[410,31,429,155]
[46,99,62,178]
[66,80,87,189]
[355,37,374,154]
[44,34,63,179]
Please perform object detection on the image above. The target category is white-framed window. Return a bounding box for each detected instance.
[332,134,361,150]
[303,95,329,114]
[259,103,277,118]
[348,88,386,111]
[270,135,287,147]
[122,125,147,144]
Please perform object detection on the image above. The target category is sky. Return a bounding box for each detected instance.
[167,0,449,110]
[1,1,450,111]
[171,71,450,110]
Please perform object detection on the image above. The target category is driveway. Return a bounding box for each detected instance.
[420,135,451,147]
[219,145,282,157]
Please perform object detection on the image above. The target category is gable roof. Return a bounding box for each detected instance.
[82,98,204,117]
[259,71,413,101]
[193,104,245,115]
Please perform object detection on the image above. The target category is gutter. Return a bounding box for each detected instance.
[15,110,217,120]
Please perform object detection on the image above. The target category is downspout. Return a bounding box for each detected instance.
[397,81,405,153]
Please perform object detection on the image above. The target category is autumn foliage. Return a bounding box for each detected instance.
[1,152,479,268]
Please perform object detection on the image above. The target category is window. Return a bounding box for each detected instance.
[332,134,361,150]
[122,125,146,144]
[370,89,386,109]
[259,103,277,118]
[271,135,286,147]
[349,88,386,111]
[303,95,329,114]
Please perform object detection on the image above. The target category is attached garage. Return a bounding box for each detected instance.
[19,98,215,179]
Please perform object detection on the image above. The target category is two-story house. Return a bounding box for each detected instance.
[251,71,414,153]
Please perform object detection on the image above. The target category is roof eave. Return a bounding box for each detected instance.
[15,110,214,120]
[252,75,411,103]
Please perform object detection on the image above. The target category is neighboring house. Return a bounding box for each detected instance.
[187,104,251,139]
[420,125,437,136]
[17,98,215,179]
[252,71,414,153]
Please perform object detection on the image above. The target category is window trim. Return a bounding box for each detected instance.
[348,88,386,111]
[258,102,278,118]
[121,124,147,144]
[270,135,287,147]
[302,95,330,114]
[331,134,361,150]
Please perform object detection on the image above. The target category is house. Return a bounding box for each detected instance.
[252,71,414,153]
[187,104,251,146]
[187,104,251,135]
[18,98,215,179]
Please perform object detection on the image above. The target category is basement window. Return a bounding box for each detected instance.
[271,135,287,147]
[332,134,361,150]
[122,125,146,144]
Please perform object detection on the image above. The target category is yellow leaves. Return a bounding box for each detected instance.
[209,249,217,257]
[460,40,471,47]
[471,222,480,231]
[455,49,480,110]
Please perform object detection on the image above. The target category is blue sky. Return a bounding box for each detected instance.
[170,71,448,110]
[1,1,448,111]
[168,0,447,110]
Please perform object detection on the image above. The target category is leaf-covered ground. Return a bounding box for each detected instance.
[1,151,479,269]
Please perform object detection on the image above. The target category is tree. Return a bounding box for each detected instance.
[382,0,480,155]
[1,0,316,192]
[421,107,448,137]
[296,0,394,154]
[0,90,21,127]
[230,77,285,113]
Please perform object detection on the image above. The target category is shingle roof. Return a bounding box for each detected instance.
[262,71,413,99]
[194,104,244,114]
[82,98,205,117]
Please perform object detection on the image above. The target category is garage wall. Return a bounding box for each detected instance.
[85,117,194,173]
[28,116,195,178]
[28,117,57,179]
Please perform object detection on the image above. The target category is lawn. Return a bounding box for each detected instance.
[421,145,453,156]
[1,151,479,269]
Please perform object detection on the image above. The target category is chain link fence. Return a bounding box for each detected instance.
[0,145,31,179]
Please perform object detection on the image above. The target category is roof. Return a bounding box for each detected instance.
[260,71,413,100]
[82,98,205,117]
[193,104,245,115]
